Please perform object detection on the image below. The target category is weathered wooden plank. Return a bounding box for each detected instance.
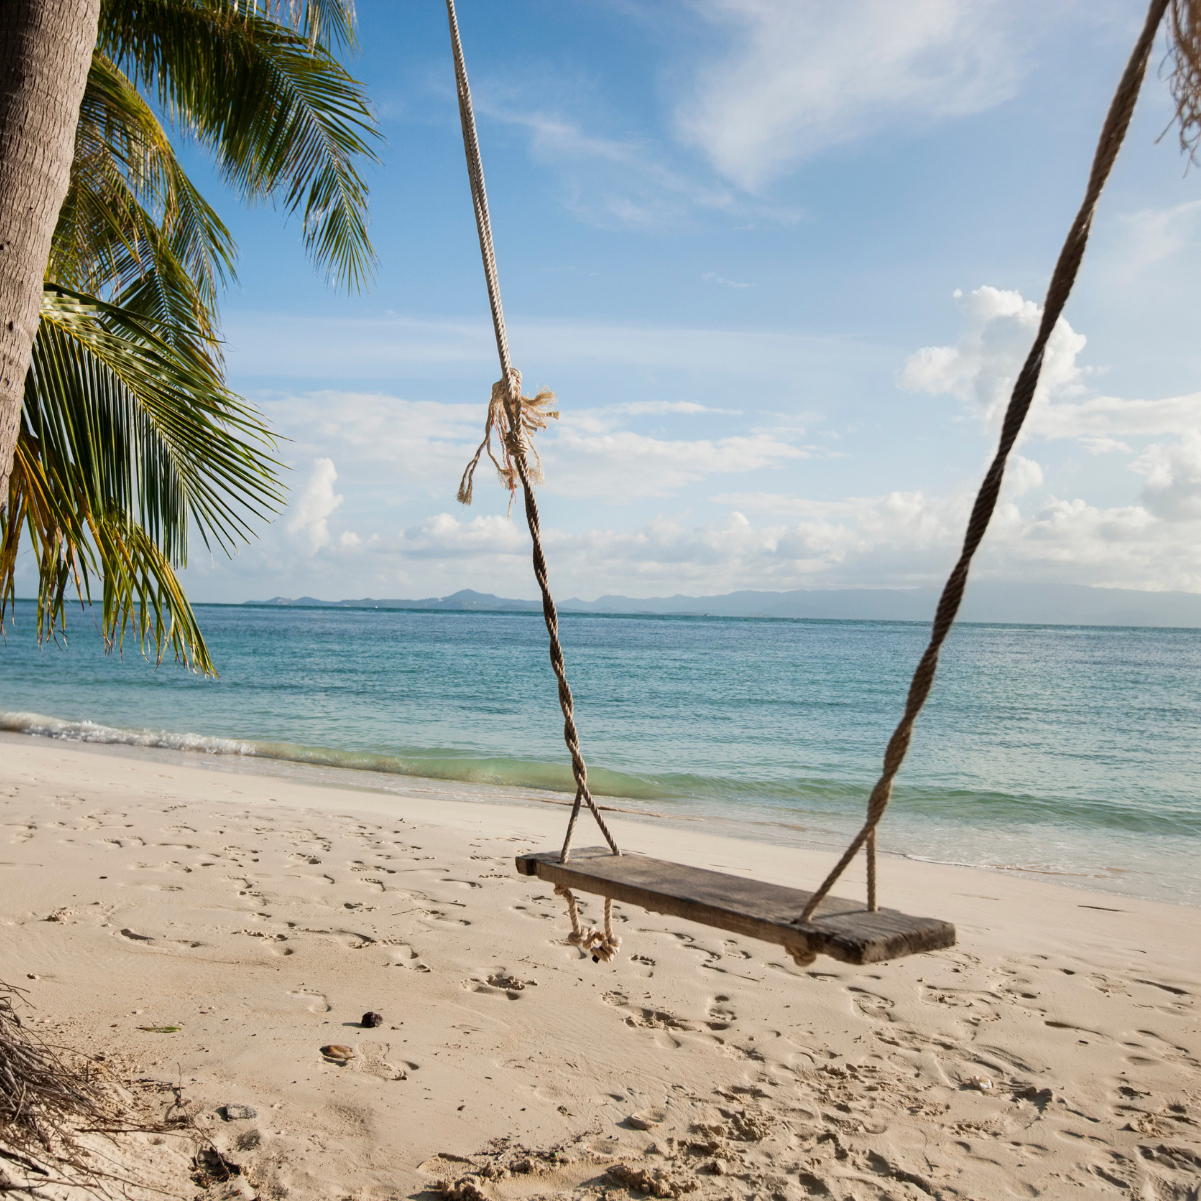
[516,846,955,965]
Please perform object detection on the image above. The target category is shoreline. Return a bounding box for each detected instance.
[0,735,1198,1197]
[1,724,1195,911]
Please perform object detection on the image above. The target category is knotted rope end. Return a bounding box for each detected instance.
[787,944,817,968]
[556,883,621,964]
[457,370,559,508]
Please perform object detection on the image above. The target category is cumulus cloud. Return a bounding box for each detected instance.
[287,458,344,554]
[899,286,1087,423]
[1135,431,1201,521]
[899,285,1201,451]
[400,512,530,560]
[383,481,1201,597]
[1003,455,1044,498]
[191,285,1201,603]
[676,0,1022,190]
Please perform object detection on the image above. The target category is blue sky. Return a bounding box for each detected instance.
[153,1,1201,601]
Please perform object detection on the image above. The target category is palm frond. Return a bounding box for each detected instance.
[33,283,282,556]
[0,284,285,675]
[252,0,358,51]
[53,52,237,335]
[3,435,216,674]
[99,0,380,289]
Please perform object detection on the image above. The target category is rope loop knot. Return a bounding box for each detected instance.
[555,883,621,964]
[457,367,559,507]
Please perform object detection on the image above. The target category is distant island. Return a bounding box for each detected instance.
[243,583,1201,628]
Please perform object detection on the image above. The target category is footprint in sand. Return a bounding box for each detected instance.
[1130,1029,1200,1068]
[706,995,737,1030]
[237,930,293,956]
[849,986,896,1021]
[604,991,697,1037]
[418,908,470,926]
[140,860,193,874]
[386,944,430,971]
[359,1041,409,1080]
[468,973,535,1000]
[288,989,331,1013]
[511,904,556,922]
[117,928,203,950]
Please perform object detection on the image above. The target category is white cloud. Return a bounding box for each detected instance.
[899,285,1087,424]
[475,105,800,230]
[676,0,1023,190]
[899,285,1201,450]
[1135,431,1201,521]
[602,400,735,418]
[400,512,530,559]
[545,428,810,499]
[1004,454,1044,498]
[263,392,481,486]
[258,388,817,507]
[287,458,344,554]
[381,479,1201,596]
[1033,394,1201,444]
[1106,199,1201,281]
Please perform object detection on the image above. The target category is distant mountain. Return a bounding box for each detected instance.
[244,584,1201,627]
[249,589,542,612]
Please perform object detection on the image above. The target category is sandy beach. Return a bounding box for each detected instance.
[0,732,1197,1200]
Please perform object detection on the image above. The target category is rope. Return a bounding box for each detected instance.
[445,0,620,875]
[799,0,1170,924]
[556,884,621,962]
[446,0,510,376]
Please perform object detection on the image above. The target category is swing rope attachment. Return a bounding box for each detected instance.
[456,370,559,509]
[445,0,621,958]
[799,0,1171,924]
[555,884,621,963]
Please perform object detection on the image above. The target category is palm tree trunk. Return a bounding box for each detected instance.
[0,0,100,509]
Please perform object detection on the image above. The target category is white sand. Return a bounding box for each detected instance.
[0,734,1198,1200]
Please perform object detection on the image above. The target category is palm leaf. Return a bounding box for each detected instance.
[253,0,358,51]
[99,0,380,289]
[0,284,284,675]
[53,52,237,354]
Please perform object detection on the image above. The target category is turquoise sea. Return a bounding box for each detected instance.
[1,600,1198,905]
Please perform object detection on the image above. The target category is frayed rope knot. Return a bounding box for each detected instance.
[787,945,817,968]
[457,367,559,508]
[555,883,621,964]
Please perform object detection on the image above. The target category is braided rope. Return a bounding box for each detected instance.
[555,884,621,962]
[799,0,1170,924]
[446,0,510,375]
[445,0,620,875]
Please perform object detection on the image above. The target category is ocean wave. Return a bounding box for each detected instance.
[3,709,1197,838]
[1,711,255,757]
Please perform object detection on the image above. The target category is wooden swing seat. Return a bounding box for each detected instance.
[517,846,956,965]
